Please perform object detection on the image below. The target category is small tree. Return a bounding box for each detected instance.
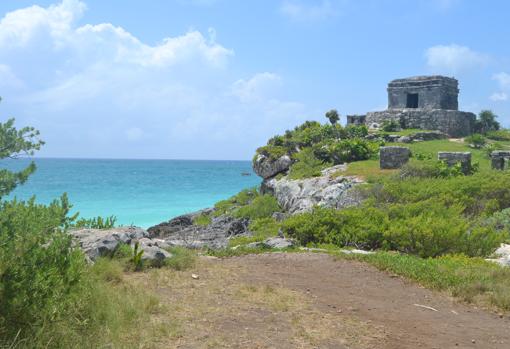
[0,99,44,198]
[475,110,500,134]
[325,109,340,125]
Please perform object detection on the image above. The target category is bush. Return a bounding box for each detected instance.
[74,215,117,229]
[381,120,400,132]
[289,148,329,179]
[480,208,510,237]
[282,203,504,258]
[398,161,438,179]
[465,134,486,148]
[328,138,376,163]
[214,188,259,216]
[235,194,281,220]
[487,129,510,141]
[165,246,197,271]
[0,195,87,343]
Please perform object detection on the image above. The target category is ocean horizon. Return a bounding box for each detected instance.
[2,157,260,228]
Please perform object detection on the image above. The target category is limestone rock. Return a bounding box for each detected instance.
[70,226,171,263]
[263,237,295,249]
[148,214,250,249]
[253,154,292,179]
[263,167,363,214]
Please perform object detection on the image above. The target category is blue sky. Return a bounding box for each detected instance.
[0,0,509,160]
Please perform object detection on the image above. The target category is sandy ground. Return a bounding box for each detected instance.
[131,252,510,348]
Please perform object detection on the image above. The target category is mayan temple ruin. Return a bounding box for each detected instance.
[347,75,476,137]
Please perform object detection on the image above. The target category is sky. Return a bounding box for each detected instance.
[0,0,509,160]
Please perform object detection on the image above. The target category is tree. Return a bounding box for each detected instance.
[475,110,500,134]
[325,109,340,125]
[0,109,44,197]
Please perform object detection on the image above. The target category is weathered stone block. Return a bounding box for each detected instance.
[491,151,510,170]
[346,114,366,126]
[438,152,471,174]
[380,146,410,169]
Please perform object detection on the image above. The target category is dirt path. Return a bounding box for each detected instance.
[133,252,510,348]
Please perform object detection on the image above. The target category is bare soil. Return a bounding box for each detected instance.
[132,252,510,348]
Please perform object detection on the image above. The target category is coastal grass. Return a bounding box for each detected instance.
[228,217,281,247]
[336,251,510,311]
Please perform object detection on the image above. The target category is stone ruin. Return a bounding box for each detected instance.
[491,151,510,170]
[379,146,410,169]
[347,76,476,137]
[438,152,472,175]
[346,114,366,126]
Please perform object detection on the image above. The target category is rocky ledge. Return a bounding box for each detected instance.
[262,165,364,214]
[70,226,172,263]
[148,209,250,249]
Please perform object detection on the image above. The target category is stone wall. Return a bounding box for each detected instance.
[366,109,475,137]
[346,114,366,126]
[491,151,510,170]
[438,152,471,174]
[388,76,458,110]
[379,146,410,169]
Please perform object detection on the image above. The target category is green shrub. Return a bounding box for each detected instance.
[465,133,486,148]
[486,129,510,141]
[480,208,510,237]
[282,203,504,258]
[345,125,368,138]
[484,142,504,157]
[235,194,281,220]
[229,217,281,246]
[381,120,400,132]
[255,145,288,161]
[328,138,376,163]
[193,213,212,226]
[288,148,329,179]
[74,215,117,229]
[213,188,259,216]
[398,161,438,179]
[0,195,87,343]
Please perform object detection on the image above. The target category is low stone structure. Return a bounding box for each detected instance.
[438,152,471,174]
[346,114,366,126]
[379,146,410,169]
[364,76,475,137]
[491,151,510,170]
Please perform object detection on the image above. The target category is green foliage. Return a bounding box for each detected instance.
[325,109,340,125]
[289,148,329,179]
[132,241,144,271]
[483,142,504,157]
[480,208,510,237]
[486,129,510,141]
[465,133,486,148]
[0,118,44,198]
[327,138,378,164]
[255,145,288,161]
[193,213,212,226]
[229,217,281,246]
[381,120,400,132]
[475,110,500,134]
[282,202,503,258]
[0,195,86,343]
[234,194,281,220]
[74,215,117,229]
[345,124,368,138]
[165,246,196,271]
[340,252,510,311]
[213,188,259,217]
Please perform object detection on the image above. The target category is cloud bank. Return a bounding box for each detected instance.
[0,0,307,159]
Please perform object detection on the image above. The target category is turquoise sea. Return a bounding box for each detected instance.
[3,158,260,228]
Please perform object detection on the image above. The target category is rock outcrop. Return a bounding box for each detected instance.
[262,165,363,214]
[70,226,171,262]
[253,154,292,179]
[148,211,250,249]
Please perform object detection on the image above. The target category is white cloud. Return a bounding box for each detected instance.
[231,72,282,102]
[0,1,307,159]
[490,72,510,103]
[493,72,510,88]
[425,44,488,74]
[490,92,508,102]
[280,0,337,21]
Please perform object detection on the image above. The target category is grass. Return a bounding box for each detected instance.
[193,213,212,226]
[164,246,197,270]
[228,217,281,247]
[336,251,510,312]
[339,139,492,179]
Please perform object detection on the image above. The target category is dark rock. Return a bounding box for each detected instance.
[380,146,411,169]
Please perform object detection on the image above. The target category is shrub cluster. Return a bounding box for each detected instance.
[486,129,510,141]
[282,171,510,257]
